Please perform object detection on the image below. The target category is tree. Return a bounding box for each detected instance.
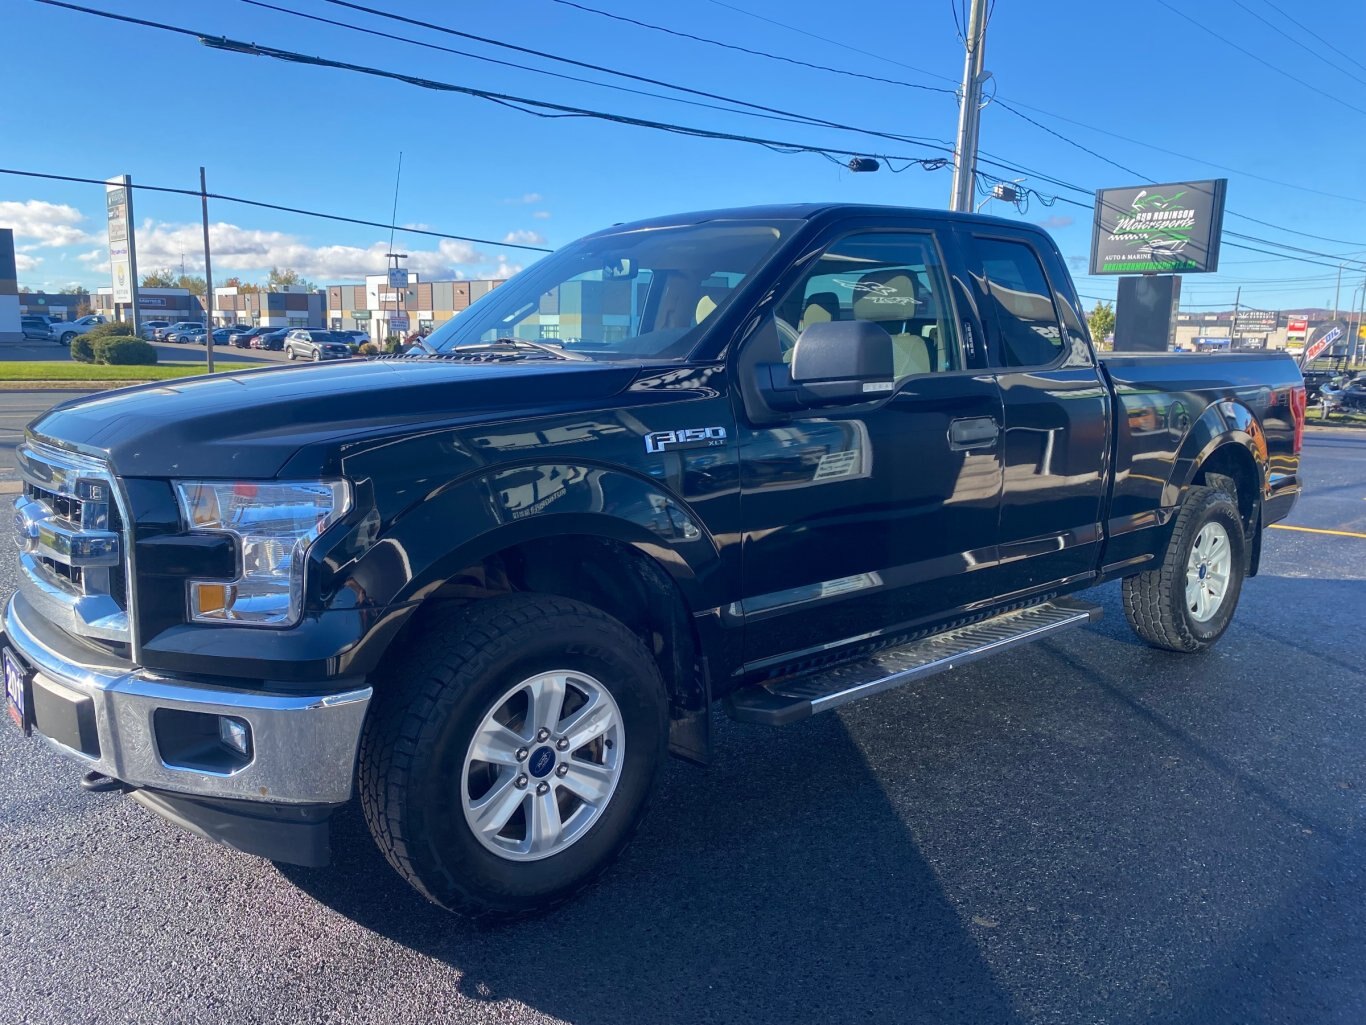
[174,274,207,297]
[221,276,260,293]
[1087,300,1116,349]
[18,285,31,294]
[141,268,177,287]
[266,266,316,291]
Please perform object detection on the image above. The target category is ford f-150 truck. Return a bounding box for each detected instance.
[3,205,1304,917]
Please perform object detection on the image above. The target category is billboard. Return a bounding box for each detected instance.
[1090,179,1227,275]
[105,176,136,304]
[1287,317,1308,340]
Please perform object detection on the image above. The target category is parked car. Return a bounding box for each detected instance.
[167,326,206,344]
[49,314,108,346]
[229,326,275,349]
[340,330,371,347]
[284,329,354,362]
[160,321,204,342]
[1,203,1306,919]
[140,320,172,341]
[253,327,291,351]
[201,328,236,346]
[20,316,55,341]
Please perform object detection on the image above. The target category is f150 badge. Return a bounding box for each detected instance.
[644,427,728,453]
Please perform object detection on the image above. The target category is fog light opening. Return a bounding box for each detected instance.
[218,715,252,757]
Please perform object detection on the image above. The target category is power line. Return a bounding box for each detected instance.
[1224,0,1366,87]
[0,166,554,252]
[1153,0,1366,118]
[542,0,955,96]
[308,0,954,150]
[1253,0,1366,77]
[33,1,952,170]
[691,0,1366,207]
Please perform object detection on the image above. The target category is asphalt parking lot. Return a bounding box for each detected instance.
[0,338,293,366]
[0,416,1363,1025]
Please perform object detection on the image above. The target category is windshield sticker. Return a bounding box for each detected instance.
[644,427,728,454]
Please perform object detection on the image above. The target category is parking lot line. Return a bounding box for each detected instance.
[1269,524,1366,539]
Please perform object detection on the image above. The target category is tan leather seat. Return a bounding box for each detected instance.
[695,295,718,323]
[799,291,841,330]
[851,270,933,378]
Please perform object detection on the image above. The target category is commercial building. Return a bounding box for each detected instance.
[0,229,19,343]
[326,275,506,340]
[17,291,91,322]
[211,285,327,329]
[91,286,201,324]
[1173,308,1344,352]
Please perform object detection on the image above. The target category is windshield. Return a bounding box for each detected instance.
[426,219,800,361]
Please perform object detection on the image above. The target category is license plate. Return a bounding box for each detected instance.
[5,648,32,736]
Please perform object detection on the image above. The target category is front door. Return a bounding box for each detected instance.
[733,225,1006,676]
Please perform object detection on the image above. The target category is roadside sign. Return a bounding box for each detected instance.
[388,314,409,331]
[1090,179,1227,275]
[1302,321,1345,365]
[1287,317,1308,339]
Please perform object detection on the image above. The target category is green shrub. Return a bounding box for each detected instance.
[94,336,158,366]
[70,335,96,363]
[358,342,380,356]
[85,321,135,341]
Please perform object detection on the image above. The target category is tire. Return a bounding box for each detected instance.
[359,594,669,918]
[286,347,296,360]
[59,332,74,346]
[311,350,321,362]
[1122,484,1247,653]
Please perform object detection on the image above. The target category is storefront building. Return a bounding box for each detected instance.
[212,286,326,328]
[326,275,506,340]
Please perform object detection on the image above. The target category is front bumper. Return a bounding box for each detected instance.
[3,592,371,806]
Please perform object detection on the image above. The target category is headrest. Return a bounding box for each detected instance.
[800,291,841,327]
[849,271,921,322]
[695,295,718,323]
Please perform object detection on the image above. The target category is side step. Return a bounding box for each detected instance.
[724,598,1102,726]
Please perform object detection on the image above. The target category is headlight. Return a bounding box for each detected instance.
[175,480,351,627]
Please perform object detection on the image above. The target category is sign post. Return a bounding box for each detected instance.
[105,175,140,332]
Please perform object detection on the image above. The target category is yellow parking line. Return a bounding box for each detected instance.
[1270,524,1366,539]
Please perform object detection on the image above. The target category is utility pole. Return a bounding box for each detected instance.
[1229,286,1240,350]
[199,166,215,374]
[1333,263,1342,320]
[949,0,990,212]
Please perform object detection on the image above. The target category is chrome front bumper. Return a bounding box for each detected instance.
[4,594,371,805]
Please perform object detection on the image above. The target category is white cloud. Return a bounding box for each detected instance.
[14,253,42,272]
[532,210,551,220]
[503,193,543,205]
[493,260,524,278]
[0,200,98,248]
[502,229,546,247]
[127,219,508,282]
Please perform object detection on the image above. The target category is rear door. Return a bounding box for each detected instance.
[960,229,1112,595]
[734,219,1006,674]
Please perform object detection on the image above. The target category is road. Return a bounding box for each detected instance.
[0,423,1363,1025]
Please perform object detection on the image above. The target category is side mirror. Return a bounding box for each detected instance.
[789,320,895,404]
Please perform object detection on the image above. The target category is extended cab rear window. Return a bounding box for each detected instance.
[974,237,1066,368]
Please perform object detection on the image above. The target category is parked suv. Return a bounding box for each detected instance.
[284,329,353,362]
[50,314,107,346]
[140,320,172,341]
[229,326,275,349]
[163,321,204,342]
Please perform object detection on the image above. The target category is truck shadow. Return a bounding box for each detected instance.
[280,711,1021,1025]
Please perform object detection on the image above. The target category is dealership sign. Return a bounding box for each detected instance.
[1287,317,1308,339]
[1090,179,1227,275]
[105,175,137,304]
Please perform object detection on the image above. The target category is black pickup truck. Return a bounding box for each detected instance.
[4,204,1305,917]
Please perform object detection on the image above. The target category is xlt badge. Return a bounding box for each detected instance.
[644,427,727,454]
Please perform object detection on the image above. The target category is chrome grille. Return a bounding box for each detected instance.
[15,442,130,643]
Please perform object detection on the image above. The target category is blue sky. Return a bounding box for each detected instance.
[4,0,1365,313]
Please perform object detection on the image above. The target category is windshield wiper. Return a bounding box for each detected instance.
[449,338,593,361]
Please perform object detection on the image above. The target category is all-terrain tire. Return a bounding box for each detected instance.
[1122,484,1247,653]
[358,594,669,919]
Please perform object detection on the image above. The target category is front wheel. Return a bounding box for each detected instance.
[59,332,74,345]
[359,595,668,918]
[311,350,321,362]
[286,347,296,360]
[1123,484,1247,652]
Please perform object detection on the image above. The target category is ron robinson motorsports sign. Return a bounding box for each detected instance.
[1090,179,1227,275]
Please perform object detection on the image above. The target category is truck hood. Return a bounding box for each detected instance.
[30,358,639,478]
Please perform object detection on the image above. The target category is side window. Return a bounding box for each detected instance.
[779,232,960,380]
[974,237,1065,368]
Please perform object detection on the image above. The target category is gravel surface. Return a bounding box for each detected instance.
[1,431,1363,1025]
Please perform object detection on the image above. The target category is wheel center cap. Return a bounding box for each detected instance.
[528,746,556,778]
[1199,564,1207,580]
